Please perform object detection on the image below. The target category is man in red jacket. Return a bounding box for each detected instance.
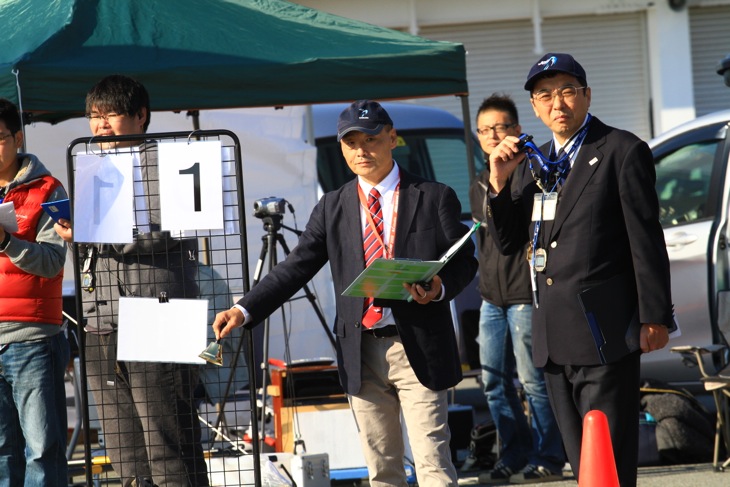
[0,98,69,486]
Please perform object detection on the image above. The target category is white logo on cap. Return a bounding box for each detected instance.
[359,108,370,120]
[538,56,557,71]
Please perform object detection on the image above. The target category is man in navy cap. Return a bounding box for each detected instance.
[484,53,673,486]
[213,100,477,486]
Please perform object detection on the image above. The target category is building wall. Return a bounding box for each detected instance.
[295,0,730,139]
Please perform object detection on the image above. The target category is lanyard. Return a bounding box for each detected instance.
[526,113,592,193]
[357,183,400,259]
[524,115,592,306]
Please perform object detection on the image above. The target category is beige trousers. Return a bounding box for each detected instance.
[348,333,458,487]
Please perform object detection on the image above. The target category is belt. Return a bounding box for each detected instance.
[363,325,399,338]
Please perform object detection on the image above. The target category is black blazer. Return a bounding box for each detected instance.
[488,117,673,367]
[238,168,478,394]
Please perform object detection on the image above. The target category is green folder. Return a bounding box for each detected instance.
[342,222,480,301]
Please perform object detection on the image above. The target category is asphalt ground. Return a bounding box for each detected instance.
[457,462,729,486]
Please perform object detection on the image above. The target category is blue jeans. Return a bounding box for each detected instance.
[0,332,70,487]
[478,301,564,472]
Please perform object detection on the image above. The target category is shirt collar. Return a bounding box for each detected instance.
[358,161,400,196]
[553,113,591,154]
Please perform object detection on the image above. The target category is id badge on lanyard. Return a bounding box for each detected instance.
[532,192,558,221]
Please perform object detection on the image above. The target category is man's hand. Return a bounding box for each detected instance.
[403,275,443,304]
[212,307,245,340]
[488,135,527,194]
[640,323,669,353]
[54,219,73,243]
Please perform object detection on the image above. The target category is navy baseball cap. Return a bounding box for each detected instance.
[524,53,587,91]
[337,100,394,141]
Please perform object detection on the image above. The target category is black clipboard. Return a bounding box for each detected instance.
[40,198,71,223]
[577,273,641,365]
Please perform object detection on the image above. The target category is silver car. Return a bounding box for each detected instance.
[645,109,730,392]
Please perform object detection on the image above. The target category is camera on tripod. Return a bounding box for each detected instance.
[253,197,286,219]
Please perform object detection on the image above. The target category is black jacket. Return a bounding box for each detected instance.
[469,169,531,307]
[238,167,478,394]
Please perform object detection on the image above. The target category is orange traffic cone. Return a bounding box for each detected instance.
[578,410,619,487]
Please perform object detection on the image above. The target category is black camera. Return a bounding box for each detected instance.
[516,133,533,151]
[253,197,287,218]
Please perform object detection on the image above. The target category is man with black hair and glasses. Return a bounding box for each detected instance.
[0,98,69,486]
[470,93,564,484]
[55,75,208,487]
[484,53,673,486]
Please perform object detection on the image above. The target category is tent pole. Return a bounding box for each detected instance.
[304,105,315,146]
[459,95,476,185]
[187,110,201,131]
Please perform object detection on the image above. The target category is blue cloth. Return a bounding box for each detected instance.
[0,332,70,486]
[478,301,564,472]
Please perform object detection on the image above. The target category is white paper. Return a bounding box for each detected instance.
[116,297,208,363]
[0,201,18,232]
[74,152,135,243]
[158,140,224,232]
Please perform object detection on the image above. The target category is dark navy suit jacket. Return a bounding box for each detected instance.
[238,168,478,394]
[488,117,673,367]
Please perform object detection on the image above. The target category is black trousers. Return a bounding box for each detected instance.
[84,332,209,487]
[544,351,641,487]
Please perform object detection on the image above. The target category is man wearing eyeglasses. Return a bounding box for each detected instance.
[485,53,673,486]
[469,94,564,484]
[55,75,208,487]
[0,98,69,485]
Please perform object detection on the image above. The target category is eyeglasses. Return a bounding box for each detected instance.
[532,85,587,106]
[476,123,516,136]
[0,133,14,144]
[85,112,124,122]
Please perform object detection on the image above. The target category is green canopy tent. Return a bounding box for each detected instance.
[1,0,468,124]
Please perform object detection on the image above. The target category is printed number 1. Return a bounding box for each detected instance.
[179,162,201,212]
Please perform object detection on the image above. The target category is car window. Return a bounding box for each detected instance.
[316,130,484,216]
[427,136,485,212]
[654,140,717,227]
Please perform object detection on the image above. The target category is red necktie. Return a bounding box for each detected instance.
[362,188,384,328]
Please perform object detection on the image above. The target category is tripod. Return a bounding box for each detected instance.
[252,213,336,448]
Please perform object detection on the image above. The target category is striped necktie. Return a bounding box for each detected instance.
[550,147,570,188]
[362,188,384,328]
[556,147,570,181]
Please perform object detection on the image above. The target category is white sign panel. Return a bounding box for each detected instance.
[74,152,134,243]
[0,201,18,233]
[158,140,224,232]
[117,297,208,364]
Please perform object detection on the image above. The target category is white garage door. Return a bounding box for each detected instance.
[418,12,651,143]
[690,5,730,117]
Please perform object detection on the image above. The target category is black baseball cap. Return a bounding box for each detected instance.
[337,100,394,141]
[524,53,587,92]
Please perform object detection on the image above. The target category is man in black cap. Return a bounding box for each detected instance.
[213,100,477,486]
[484,53,673,486]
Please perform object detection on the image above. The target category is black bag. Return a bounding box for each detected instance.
[640,379,715,464]
[460,419,497,471]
